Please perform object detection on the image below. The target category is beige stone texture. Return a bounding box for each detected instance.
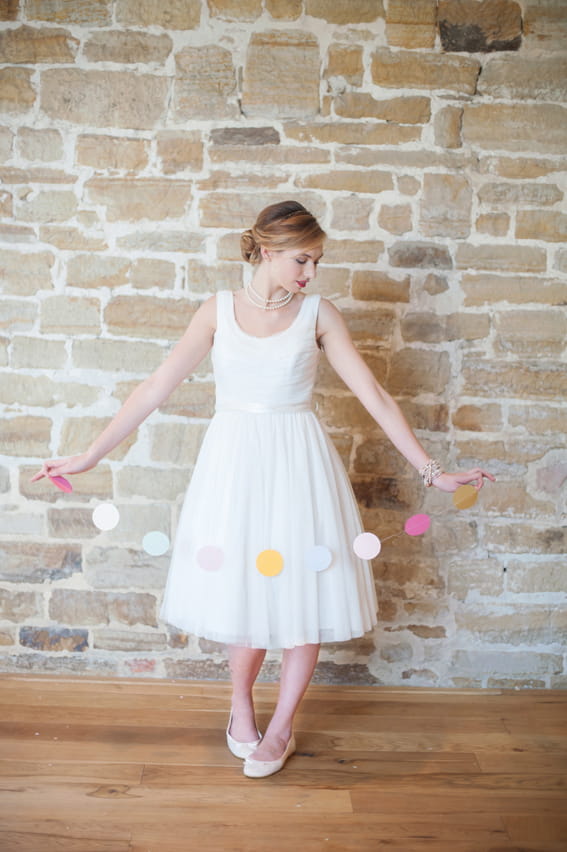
[325,45,364,86]
[0,0,19,20]
[480,155,567,180]
[104,296,197,341]
[462,104,567,155]
[0,541,81,583]
[0,299,37,333]
[72,339,165,373]
[524,0,567,51]
[422,273,448,295]
[116,466,189,500]
[58,418,137,461]
[18,128,63,162]
[41,70,169,130]
[389,241,452,269]
[11,337,67,370]
[85,178,192,222]
[388,349,451,396]
[185,261,242,294]
[41,295,100,335]
[210,145,329,167]
[386,0,437,49]
[0,589,41,622]
[26,0,112,25]
[334,94,430,125]
[285,122,421,147]
[157,132,203,175]
[438,0,522,52]
[242,31,320,119]
[508,560,567,595]
[398,176,420,196]
[49,589,158,627]
[76,135,149,173]
[0,25,78,63]
[150,422,208,465]
[16,189,78,223]
[66,255,129,290]
[456,244,546,273]
[516,210,567,243]
[174,45,237,120]
[266,0,302,19]
[462,274,567,307]
[130,259,176,291]
[39,226,107,252]
[448,559,504,601]
[208,0,261,19]
[352,271,410,303]
[84,31,172,64]
[298,170,393,195]
[462,359,567,401]
[331,196,373,231]
[199,192,324,229]
[476,213,509,237]
[117,231,204,254]
[0,128,13,160]
[0,190,13,217]
[494,309,566,356]
[323,240,384,265]
[306,0,383,24]
[420,173,472,238]
[508,404,565,435]
[1,250,54,296]
[0,416,52,457]
[479,56,567,102]
[452,404,503,433]
[399,400,449,433]
[198,170,284,191]
[116,0,201,28]
[480,183,563,206]
[434,106,462,149]
[401,312,490,343]
[1,374,101,409]
[0,68,36,114]
[372,48,480,94]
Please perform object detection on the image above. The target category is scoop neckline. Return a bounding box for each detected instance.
[229,291,310,340]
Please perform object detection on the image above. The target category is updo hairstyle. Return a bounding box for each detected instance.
[240,200,326,265]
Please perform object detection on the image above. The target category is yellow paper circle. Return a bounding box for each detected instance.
[256,549,284,577]
[453,484,478,510]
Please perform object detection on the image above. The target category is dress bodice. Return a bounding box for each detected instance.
[212,290,321,413]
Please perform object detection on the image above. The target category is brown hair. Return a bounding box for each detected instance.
[240,200,326,265]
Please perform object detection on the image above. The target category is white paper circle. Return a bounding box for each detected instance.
[353,532,381,560]
[92,503,120,531]
[305,545,333,572]
[142,531,170,556]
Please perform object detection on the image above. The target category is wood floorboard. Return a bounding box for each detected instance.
[0,674,566,852]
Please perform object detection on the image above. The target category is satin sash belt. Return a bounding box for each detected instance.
[215,401,313,414]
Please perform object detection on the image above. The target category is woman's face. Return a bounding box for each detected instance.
[263,245,324,294]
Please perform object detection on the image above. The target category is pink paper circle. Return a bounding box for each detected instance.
[353,532,381,560]
[196,545,224,572]
[404,514,431,536]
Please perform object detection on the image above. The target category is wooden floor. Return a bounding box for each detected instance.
[0,675,566,851]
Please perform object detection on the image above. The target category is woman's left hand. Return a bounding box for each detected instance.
[432,468,495,493]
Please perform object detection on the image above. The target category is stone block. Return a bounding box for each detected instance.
[40,295,101,335]
[118,231,205,255]
[47,508,100,540]
[485,523,566,555]
[150,422,208,464]
[480,183,563,206]
[462,359,566,401]
[452,404,503,432]
[0,299,37,332]
[398,176,420,197]
[401,312,489,343]
[398,401,449,432]
[494,309,566,356]
[20,626,88,653]
[422,273,448,295]
[388,349,451,396]
[116,0,201,28]
[0,632,15,646]
[325,44,363,86]
[129,259,175,291]
[199,192,324,229]
[456,244,546,273]
[18,127,63,162]
[420,173,472,238]
[524,0,567,51]
[378,204,412,235]
[452,649,563,678]
[58,417,137,461]
[0,128,13,160]
[480,156,567,180]
[76,135,149,172]
[242,31,320,119]
[306,0,383,23]
[185,261,242,294]
[456,606,554,646]
[21,464,112,503]
[389,241,452,269]
[0,250,54,295]
[342,306,395,342]
[334,94,430,124]
[0,189,12,217]
[85,178,192,222]
[0,416,52,457]
[353,439,409,477]
[516,211,567,243]
[0,24,78,63]
[298,170,393,195]
[322,240,384,265]
[507,560,567,595]
[266,0,302,18]
[41,69,169,130]
[434,106,462,148]
[462,104,567,155]
[386,0,437,48]
[72,339,165,373]
[208,0,261,19]
[508,404,565,435]
[26,0,113,25]
[211,127,280,147]
[1,654,117,676]
[198,170,284,192]
[0,68,36,114]
[0,589,42,622]
[116,466,189,500]
[16,189,78,223]
[0,0,18,20]
[447,558,503,601]
[285,121,421,147]
[85,547,169,591]
[438,0,521,52]
[0,542,81,583]
[476,213,509,237]
[84,30,172,64]
[314,393,375,431]
[461,274,567,307]
[312,661,380,686]
[49,589,158,627]
[174,45,237,120]
[352,271,410,303]
[479,56,567,101]
[39,226,108,252]
[331,196,373,231]
[157,131,203,175]
[380,642,413,663]
[372,48,479,94]
[1,374,100,409]
[0,167,74,184]
[93,629,168,652]
[104,296,197,341]
[67,255,130,289]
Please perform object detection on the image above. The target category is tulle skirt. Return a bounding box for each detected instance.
[159,410,378,649]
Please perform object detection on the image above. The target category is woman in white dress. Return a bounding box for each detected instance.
[33,200,494,778]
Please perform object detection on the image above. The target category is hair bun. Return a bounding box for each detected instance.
[240,228,261,264]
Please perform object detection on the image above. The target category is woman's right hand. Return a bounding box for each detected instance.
[30,451,97,483]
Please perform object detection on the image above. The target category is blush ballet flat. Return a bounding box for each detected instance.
[243,735,296,778]
[226,711,262,759]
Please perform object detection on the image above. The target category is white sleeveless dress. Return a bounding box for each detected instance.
[159,291,377,649]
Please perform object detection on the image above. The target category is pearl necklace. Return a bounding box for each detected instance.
[245,283,294,311]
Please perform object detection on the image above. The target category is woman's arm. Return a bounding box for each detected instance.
[316,299,494,492]
[32,295,217,482]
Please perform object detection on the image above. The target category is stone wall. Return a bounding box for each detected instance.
[0,0,565,688]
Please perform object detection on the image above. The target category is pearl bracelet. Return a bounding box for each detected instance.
[419,458,443,487]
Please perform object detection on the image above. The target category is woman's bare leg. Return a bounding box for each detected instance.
[227,645,266,742]
[249,642,320,762]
